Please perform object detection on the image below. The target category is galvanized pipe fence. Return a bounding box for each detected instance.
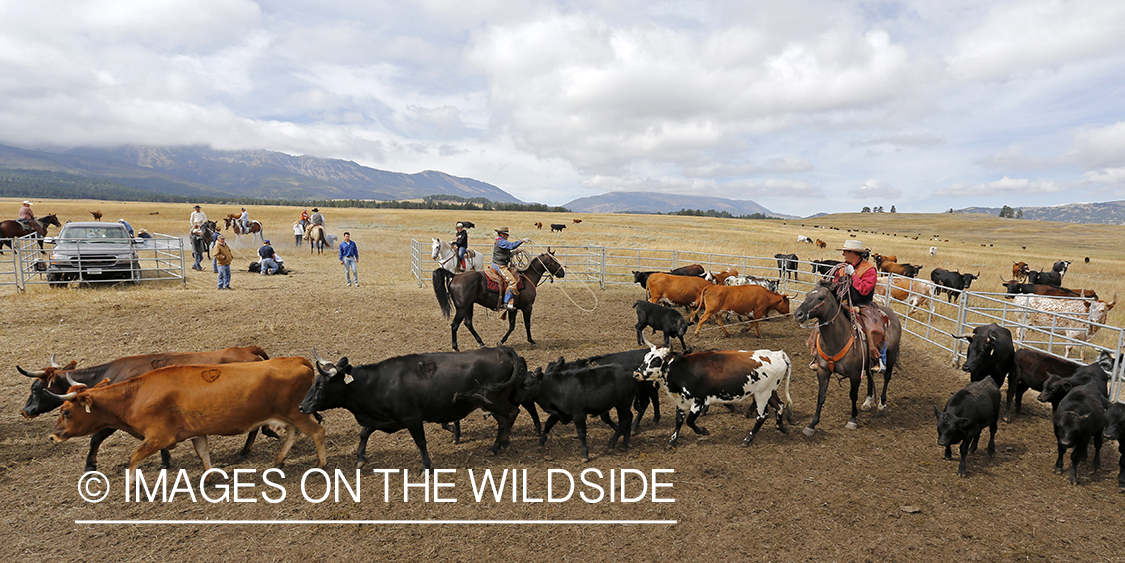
[1,233,186,292]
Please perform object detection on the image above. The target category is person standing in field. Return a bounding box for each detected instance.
[339,232,359,287]
[293,221,304,247]
[214,234,233,289]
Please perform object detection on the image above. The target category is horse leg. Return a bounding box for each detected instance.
[462,304,486,348]
[450,305,468,351]
[803,369,830,436]
[522,303,536,347]
[879,360,893,411]
[845,373,861,430]
[498,306,518,346]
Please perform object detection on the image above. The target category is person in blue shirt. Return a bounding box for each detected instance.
[338,232,359,287]
[491,226,529,310]
[117,219,133,237]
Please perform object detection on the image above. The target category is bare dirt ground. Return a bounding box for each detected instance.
[1,205,1124,562]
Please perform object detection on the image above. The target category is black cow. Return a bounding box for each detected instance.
[1053,382,1108,484]
[1053,260,1071,276]
[515,359,636,461]
[1006,348,1081,422]
[459,221,476,228]
[553,349,661,434]
[550,223,566,232]
[774,253,798,280]
[632,270,659,289]
[300,347,524,470]
[952,323,1015,389]
[1103,403,1125,489]
[1036,364,1110,412]
[810,259,841,275]
[633,300,693,352]
[1027,270,1062,286]
[930,268,978,302]
[933,377,1001,477]
[1000,281,1087,298]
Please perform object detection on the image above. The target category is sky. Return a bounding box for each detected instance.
[1,1,1124,216]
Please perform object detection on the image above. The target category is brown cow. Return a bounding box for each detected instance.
[1012,261,1030,283]
[534,222,543,229]
[815,239,827,249]
[647,273,712,313]
[872,254,898,270]
[573,219,582,224]
[90,210,102,221]
[49,357,326,472]
[711,267,739,285]
[881,262,923,277]
[691,284,791,337]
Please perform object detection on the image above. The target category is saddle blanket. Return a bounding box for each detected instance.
[482,268,525,293]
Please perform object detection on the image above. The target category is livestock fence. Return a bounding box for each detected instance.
[0,233,186,292]
[412,238,1124,403]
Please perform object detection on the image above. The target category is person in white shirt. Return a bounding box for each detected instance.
[293,221,304,247]
[239,207,251,233]
[189,205,207,228]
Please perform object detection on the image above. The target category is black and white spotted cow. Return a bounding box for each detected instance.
[633,341,791,449]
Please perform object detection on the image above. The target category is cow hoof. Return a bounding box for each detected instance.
[485,449,497,457]
[802,427,816,436]
[84,465,97,473]
[581,456,590,463]
[274,462,285,470]
[845,421,858,430]
[356,459,367,469]
[697,428,710,436]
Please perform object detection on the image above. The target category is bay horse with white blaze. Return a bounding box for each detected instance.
[432,250,565,350]
[794,280,901,435]
[0,214,62,254]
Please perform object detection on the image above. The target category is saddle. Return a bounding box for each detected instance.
[454,249,477,272]
[482,267,525,295]
[850,304,889,370]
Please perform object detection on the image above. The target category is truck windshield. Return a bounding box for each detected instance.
[58,227,129,241]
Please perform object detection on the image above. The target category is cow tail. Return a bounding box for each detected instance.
[250,346,270,360]
[432,268,454,318]
[782,352,794,424]
[691,287,708,322]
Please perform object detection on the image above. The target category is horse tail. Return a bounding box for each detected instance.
[432,268,454,318]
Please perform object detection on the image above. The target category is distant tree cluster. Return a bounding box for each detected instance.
[861,206,893,213]
[999,205,1024,219]
[664,208,777,220]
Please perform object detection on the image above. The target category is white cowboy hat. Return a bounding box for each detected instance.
[837,239,865,251]
[22,200,32,205]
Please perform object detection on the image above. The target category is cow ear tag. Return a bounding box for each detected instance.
[344,374,354,384]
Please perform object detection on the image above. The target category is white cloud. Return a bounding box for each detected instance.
[848,178,900,199]
[935,176,1066,197]
[1083,167,1125,187]
[978,143,1054,170]
[1065,122,1125,169]
[947,0,1125,81]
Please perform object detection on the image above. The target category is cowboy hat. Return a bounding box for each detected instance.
[22,200,32,205]
[495,226,510,234]
[837,239,865,251]
[311,208,319,212]
[193,205,201,209]
[456,222,464,228]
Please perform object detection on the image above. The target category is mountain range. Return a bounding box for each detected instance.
[0,144,521,203]
[563,191,783,217]
[956,202,1125,225]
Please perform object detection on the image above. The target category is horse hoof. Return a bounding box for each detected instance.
[356,459,367,469]
[529,342,538,348]
[845,421,858,430]
[877,403,888,412]
[802,427,816,436]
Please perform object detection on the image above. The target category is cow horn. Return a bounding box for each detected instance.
[641,333,658,350]
[1111,292,1117,306]
[65,373,80,388]
[17,365,46,378]
[311,347,328,366]
[49,354,60,368]
[44,389,78,402]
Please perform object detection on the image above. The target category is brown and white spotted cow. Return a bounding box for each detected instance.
[1014,294,1117,360]
[875,276,935,317]
[634,340,792,448]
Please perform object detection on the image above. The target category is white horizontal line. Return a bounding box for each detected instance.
[76,519,677,525]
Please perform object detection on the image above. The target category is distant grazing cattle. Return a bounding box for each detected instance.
[534,222,543,229]
[798,235,812,243]
[930,268,978,302]
[691,284,791,338]
[815,239,826,248]
[572,219,582,224]
[933,377,1000,477]
[633,300,693,351]
[90,210,102,221]
[1084,257,1090,263]
[929,246,937,257]
[459,221,475,228]
[952,323,1015,389]
[810,259,841,276]
[774,253,798,280]
[724,275,779,292]
[550,223,566,232]
[875,276,934,317]
[1013,294,1117,360]
[634,344,792,448]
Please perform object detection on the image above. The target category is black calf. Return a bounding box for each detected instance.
[933,377,1001,477]
[633,300,693,352]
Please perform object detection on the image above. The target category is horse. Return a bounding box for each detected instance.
[793,280,902,435]
[0,214,61,254]
[432,250,565,351]
[223,215,264,243]
[431,237,484,273]
[305,224,327,254]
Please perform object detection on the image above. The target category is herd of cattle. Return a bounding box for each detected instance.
[13,249,1124,491]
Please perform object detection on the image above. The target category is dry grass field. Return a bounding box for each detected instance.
[2,197,1124,562]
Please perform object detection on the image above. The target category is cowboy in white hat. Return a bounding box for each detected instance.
[18,200,34,226]
[834,239,886,373]
[491,226,530,310]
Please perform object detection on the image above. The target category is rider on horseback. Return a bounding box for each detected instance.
[832,239,887,373]
[239,208,251,233]
[454,223,468,272]
[18,200,34,228]
[491,226,529,311]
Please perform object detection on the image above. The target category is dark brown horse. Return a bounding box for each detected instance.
[223,215,264,243]
[793,281,901,435]
[432,250,565,350]
[0,214,61,253]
